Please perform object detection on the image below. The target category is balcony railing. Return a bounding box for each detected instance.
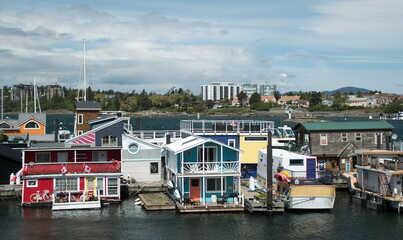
[23,162,121,175]
[180,120,275,135]
[182,161,240,174]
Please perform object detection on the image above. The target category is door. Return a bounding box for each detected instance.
[346,161,351,172]
[86,177,97,196]
[306,158,316,179]
[189,178,200,201]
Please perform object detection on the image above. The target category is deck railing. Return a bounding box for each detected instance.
[182,161,240,174]
[180,120,275,135]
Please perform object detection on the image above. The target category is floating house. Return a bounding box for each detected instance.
[293,121,395,173]
[165,135,244,213]
[180,119,294,178]
[353,150,403,212]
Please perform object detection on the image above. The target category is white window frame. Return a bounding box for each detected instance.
[55,178,78,192]
[228,139,236,148]
[77,130,83,136]
[97,178,104,196]
[341,133,348,142]
[355,133,362,142]
[304,134,309,144]
[106,178,119,196]
[24,121,40,129]
[198,146,217,162]
[320,134,328,145]
[27,180,38,188]
[206,177,226,193]
[78,114,83,124]
[35,152,51,163]
[289,159,304,166]
[102,136,118,147]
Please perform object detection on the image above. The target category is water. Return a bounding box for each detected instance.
[1,192,402,239]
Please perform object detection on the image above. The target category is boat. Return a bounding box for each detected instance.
[52,190,101,210]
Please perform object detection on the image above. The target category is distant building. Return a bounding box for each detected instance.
[241,84,258,97]
[201,82,240,101]
[259,84,276,96]
[10,84,34,101]
[46,84,64,99]
[344,97,374,108]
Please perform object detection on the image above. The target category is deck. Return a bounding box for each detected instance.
[138,192,176,211]
[176,201,244,213]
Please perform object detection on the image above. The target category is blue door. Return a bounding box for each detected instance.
[306,158,316,179]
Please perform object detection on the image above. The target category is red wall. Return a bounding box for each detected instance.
[23,179,54,203]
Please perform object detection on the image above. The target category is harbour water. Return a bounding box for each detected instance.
[1,191,402,239]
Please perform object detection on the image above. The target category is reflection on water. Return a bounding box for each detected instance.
[1,192,402,240]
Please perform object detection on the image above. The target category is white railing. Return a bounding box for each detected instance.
[182,161,240,174]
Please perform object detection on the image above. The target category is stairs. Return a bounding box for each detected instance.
[378,173,392,196]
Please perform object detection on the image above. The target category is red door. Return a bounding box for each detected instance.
[189,178,200,201]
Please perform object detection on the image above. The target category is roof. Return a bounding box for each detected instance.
[75,101,101,110]
[88,116,117,125]
[18,113,46,126]
[260,148,315,159]
[123,133,162,150]
[293,121,395,132]
[165,135,241,154]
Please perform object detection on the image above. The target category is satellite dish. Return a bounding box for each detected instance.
[392,134,398,140]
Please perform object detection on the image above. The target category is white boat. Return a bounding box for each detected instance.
[52,190,101,211]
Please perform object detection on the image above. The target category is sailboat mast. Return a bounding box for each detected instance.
[1,79,3,120]
[34,78,37,113]
[83,39,87,102]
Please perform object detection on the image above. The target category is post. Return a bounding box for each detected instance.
[267,131,273,212]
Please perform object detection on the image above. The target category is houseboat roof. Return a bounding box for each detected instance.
[165,135,242,154]
[18,113,46,126]
[260,148,316,159]
[123,133,162,149]
[355,149,403,155]
[75,101,101,110]
[293,121,394,131]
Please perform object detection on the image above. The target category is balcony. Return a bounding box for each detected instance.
[182,161,240,175]
[180,120,275,135]
[23,162,121,176]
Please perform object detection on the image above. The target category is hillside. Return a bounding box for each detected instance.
[323,86,372,96]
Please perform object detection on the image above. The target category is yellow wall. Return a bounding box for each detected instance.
[239,136,268,164]
[19,120,46,135]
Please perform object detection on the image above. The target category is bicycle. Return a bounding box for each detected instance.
[30,190,52,202]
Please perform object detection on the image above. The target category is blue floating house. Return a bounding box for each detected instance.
[165,135,244,212]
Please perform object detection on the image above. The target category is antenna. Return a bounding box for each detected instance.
[1,79,3,120]
[34,78,36,113]
[83,39,87,101]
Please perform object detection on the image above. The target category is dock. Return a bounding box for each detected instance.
[138,192,176,211]
[241,186,284,213]
[0,184,22,199]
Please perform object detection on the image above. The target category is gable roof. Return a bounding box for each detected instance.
[65,118,125,145]
[165,135,241,154]
[293,121,395,132]
[123,133,162,150]
[18,113,46,126]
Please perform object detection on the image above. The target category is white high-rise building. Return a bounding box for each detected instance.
[259,84,276,96]
[201,82,240,101]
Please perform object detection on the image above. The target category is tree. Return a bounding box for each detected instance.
[309,91,322,107]
[249,92,261,105]
[274,91,281,103]
[237,91,248,107]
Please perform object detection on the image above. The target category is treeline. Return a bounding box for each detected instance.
[1,86,402,114]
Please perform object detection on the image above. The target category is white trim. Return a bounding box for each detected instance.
[27,179,38,188]
[24,121,40,129]
[77,114,83,124]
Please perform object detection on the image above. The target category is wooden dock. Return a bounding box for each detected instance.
[138,192,176,211]
[0,185,22,199]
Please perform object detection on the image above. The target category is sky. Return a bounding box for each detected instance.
[1,0,403,95]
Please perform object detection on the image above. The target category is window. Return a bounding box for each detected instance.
[290,159,304,166]
[93,151,107,161]
[27,180,38,188]
[198,146,217,162]
[107,178,118,195]
[57,152,68,162]
[304,134,309,144]
[317,160,326,170]
[102,136,117,146]
[341,133,348,142]
[97,178,104,195]
[355,133,362,142]
[55,178,78,191]
[128,143,139,154]
[244,136,267,141]
[228,139,236,148]
[206,178,226,192]
[0,122,11,128]
[36,152,51,163]
[78,114,83,124]
[25,121,39,129]
[320,134,328,145]
[150,162,159,174]
[77,130,83,136]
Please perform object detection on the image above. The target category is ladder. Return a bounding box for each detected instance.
[378,173,391,196]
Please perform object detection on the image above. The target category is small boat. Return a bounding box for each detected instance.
[279,179,336,210]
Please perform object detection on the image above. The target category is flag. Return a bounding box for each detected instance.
[229,121,237,127]
[84,164,92,173]
[72,133,95,144]
[61,165,67,174]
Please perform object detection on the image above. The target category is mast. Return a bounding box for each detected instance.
[83,39,87,101]
[1,79,3,120]
[34,78,37,113]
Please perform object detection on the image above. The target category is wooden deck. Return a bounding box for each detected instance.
[138,192,176,211]
[176,201,244,213]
